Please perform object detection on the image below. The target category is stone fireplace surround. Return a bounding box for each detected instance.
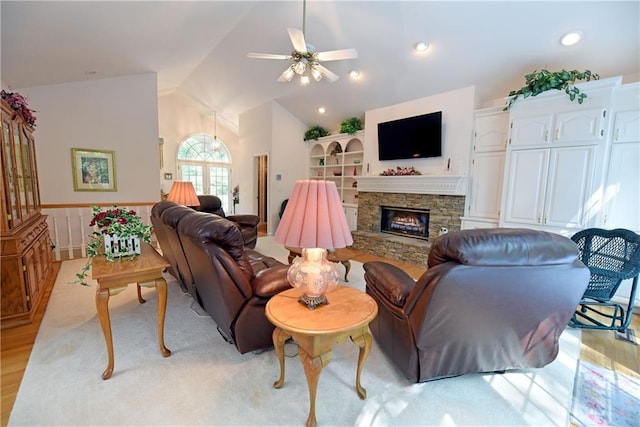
[352,175,467,266]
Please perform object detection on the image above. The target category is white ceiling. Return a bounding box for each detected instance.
[2,1,639,132]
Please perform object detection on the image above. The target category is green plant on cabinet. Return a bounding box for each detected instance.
[504,69,600,111]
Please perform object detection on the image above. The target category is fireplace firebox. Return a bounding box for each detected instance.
[380,206,430,240]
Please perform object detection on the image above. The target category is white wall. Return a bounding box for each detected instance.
[270,102,308,233]
[158,92,239,209]
[240,101,307,235]
[363,85,476,177]
[20,73,160,204]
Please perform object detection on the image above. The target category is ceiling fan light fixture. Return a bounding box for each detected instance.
[311,67,323,81]
[300,75,310,86]
[294,61,307,75]
[349,70,360,79]
[283,66,296,82]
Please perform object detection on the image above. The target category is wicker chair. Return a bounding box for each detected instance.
[569,228,640,334]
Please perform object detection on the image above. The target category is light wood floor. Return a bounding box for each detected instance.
[1,251,639,426]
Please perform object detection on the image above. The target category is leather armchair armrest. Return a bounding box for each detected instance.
[227,214,260,228]
[363,261,415,307]
[252,265,291,298]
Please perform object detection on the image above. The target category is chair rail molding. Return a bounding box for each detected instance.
[357,175,468,196]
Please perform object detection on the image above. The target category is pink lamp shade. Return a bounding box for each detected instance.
[274,179,353,249]
[274,180,353,309]
[167,181,200,207]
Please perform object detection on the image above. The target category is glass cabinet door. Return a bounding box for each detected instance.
[21,127,34,212]
[2,116,17,228]
[13,122,26,220]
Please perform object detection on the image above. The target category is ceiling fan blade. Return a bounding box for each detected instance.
[287,28,307,53]
[247,53,291,60]
[315,64,339,82]
[316,48,358,62]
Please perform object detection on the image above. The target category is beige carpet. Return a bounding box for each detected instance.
[9,237,581,426]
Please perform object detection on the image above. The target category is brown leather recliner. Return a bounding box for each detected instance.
[177,209,290,353]
[363,228,589,383]
[195,195,259,248]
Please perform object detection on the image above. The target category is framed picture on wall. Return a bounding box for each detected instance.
[71,148,117,191]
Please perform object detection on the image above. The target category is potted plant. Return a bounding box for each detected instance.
[340,117,362,135]
[71,205,152,286]
[304,126,330,141]
[232,185,240,214]
[504,69,599,111]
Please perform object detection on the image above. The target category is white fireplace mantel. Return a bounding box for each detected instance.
[357,175,468,196]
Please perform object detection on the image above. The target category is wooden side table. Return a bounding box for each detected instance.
[285,246,354,282]
[265,286,378,427]
[91,242,172,379]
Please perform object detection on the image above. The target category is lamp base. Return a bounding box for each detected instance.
[298,293,329,310]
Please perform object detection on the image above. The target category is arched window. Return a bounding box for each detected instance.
[177,134,232,211]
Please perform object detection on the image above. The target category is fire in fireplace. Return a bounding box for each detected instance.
[380,206,430,240]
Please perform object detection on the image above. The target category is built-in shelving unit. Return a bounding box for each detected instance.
[307,131,364,230]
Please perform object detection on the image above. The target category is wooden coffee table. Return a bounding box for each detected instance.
[286,246,354,282]
[91,242,172,380]
[265,286,378,427]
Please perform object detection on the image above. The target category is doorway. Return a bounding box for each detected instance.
[255,154,268,235]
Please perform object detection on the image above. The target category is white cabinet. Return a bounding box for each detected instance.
[502,149,549,225]
[462,108,507,230]
[474,111,508,152]
[604,83,640,232]
[509,114,554,147]
[509,108,606,148]
[468,151,505,219]
[503,145,598,232]
[602,142,640,231]
[500,77,621,235]
[343,205,358,231]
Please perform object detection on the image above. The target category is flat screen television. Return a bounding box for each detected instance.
[377,111,442,160]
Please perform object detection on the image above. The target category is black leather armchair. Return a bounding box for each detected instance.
[364,228,590,383]
[196,195,259,248]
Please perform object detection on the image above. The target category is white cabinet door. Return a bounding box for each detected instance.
[509,114,553,147]
[543,145,597,229]
[474,112,508,152]
[344,206,358,231]
[603,142,640,231]
[613,110,640,143]
[502,149,549,225]
[554,108,606,143]
[468,151,505,219]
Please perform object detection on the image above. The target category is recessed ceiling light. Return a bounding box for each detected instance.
[560,31,582,46]
[318,107,326,114]
[415,41,429,52]
[349,70,360,79]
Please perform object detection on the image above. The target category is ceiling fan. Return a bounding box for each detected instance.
[247,0,357,85]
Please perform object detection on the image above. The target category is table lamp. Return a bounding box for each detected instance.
[274,179,353,309]
[167,181,200,207]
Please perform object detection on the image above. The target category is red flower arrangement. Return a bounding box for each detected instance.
[379,166,422,176]
[1,90,37,128]
[71,206,152,286]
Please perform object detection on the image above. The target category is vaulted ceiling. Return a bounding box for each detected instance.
[2,1,638,132]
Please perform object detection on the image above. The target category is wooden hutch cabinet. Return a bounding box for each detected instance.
[1,98,53,329]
